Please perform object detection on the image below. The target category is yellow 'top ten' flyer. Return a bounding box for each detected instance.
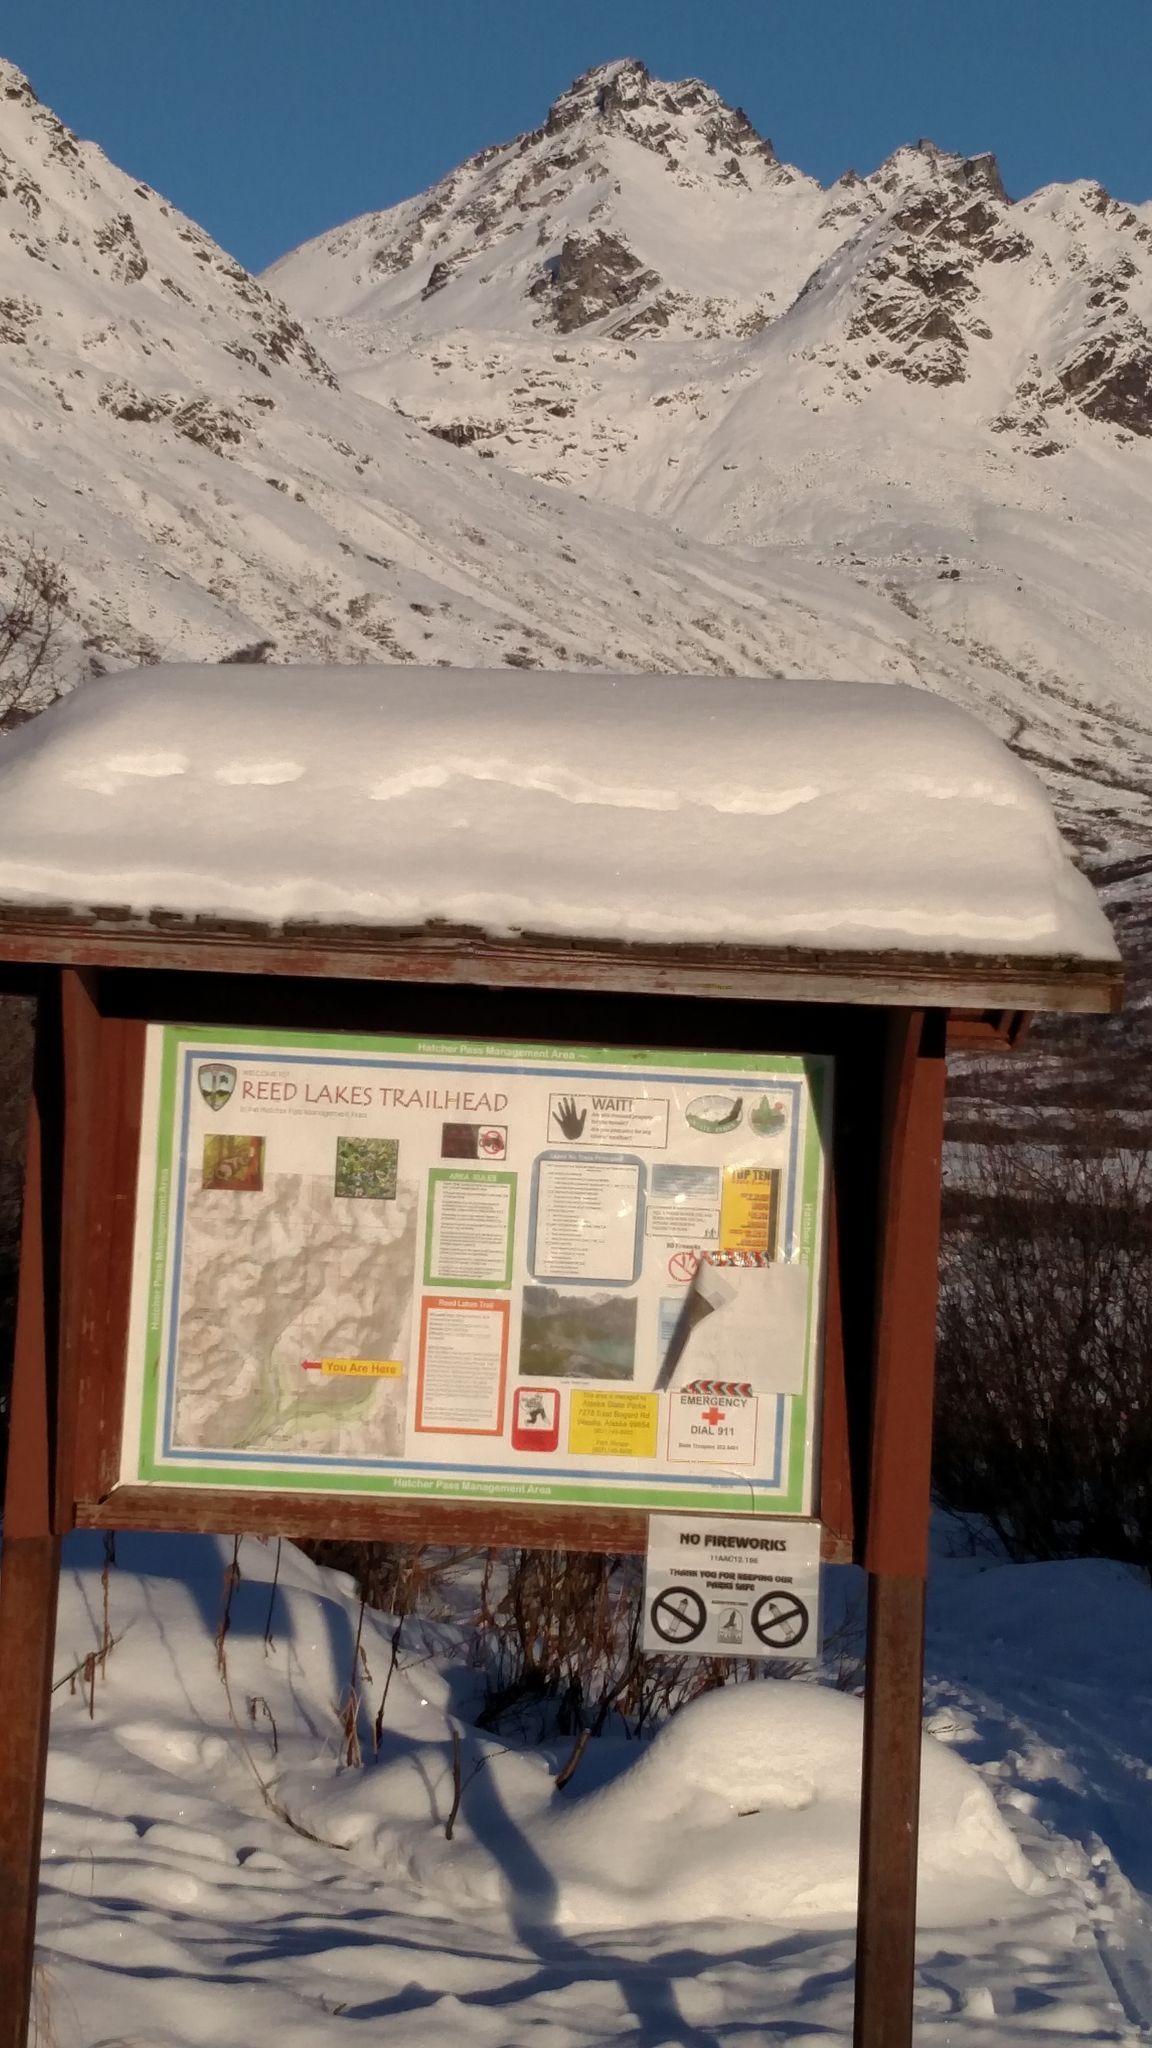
[121,1027,833,1516]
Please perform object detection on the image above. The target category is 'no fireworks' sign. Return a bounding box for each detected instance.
[642,1514,821,1660]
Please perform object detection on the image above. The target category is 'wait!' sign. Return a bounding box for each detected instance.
[642,1514,822,1660]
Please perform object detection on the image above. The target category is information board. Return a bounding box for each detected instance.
[121,1027,832,1514]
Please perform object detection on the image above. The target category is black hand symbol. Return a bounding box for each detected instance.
[552,1096,587,1139]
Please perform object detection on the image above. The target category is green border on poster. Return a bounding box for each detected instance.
[137,1025,179,1484]
[133,1024,832,1515]
[144,1021,819,1074]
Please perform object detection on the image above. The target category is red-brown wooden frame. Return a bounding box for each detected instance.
[0,963,1015,2048]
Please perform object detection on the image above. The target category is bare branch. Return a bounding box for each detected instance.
[0,543,70,729]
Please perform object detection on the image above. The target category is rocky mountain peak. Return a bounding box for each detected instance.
[542,56,777,170]
[0,58,38,107]
[264,57,802,346]
[543,57,650,129]
[868,138,1009,209]
[916,138,1007,201]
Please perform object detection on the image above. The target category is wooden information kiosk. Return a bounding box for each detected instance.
[0,667,1121,2048]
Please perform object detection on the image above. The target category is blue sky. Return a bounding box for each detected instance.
[5,1,1150,273]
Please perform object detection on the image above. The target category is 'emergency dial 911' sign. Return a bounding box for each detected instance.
[642,1514,822,1660]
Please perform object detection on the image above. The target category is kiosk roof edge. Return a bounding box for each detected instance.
[0,907,1122,1015]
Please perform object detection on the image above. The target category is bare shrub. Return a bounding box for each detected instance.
[295,1541,488,1759]
[300,1541,796,1780]
[297,1539,475,1619]
[471,1548,761,1755]
[0,544,69,729]
[220,638,277,664]
[934,1140,1152,1566]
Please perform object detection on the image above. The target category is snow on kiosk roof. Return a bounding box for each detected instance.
[0,665,1120,1015]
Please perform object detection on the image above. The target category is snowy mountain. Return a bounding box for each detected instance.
[270,57,1152,460]
[268,60,1152,854]
[0,54,946,692]
[1,50,1151,1031]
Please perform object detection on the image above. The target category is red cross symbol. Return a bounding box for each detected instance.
[702,1406,725,1427]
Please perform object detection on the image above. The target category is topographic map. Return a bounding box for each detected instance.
[171,1173,417,1460]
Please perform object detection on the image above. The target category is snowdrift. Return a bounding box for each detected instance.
[34,1531,1151,2044]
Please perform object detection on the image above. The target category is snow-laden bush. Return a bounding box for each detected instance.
[934,1141,1152,1568]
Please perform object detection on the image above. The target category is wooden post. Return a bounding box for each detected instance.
[853,1008,947,2048]
[854,1573,928,2047]
[56,975,145,1510]
[0,1010,62,2048]
[0,1540,61,2048]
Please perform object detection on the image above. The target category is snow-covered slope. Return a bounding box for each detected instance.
[0,56,978,696]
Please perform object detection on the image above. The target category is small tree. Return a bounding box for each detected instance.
[934,1140,1152,1567]
[0,544,69,730]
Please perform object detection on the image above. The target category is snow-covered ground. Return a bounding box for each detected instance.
[30,1530,1152,2046]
